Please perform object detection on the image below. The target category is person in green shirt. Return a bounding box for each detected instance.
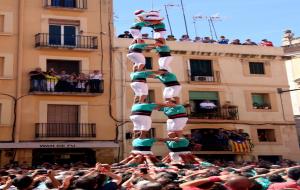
[158,100,188,137]
[127,39,154,71]
[155,39,173,72]
[130,69,154,103]
[152,70,182,103]
[150,21,166,39]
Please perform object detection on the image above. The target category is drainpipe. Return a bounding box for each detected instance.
[15,0,24,143]
[121,51,127,159]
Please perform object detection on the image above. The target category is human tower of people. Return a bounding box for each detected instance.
[120,10,201,166]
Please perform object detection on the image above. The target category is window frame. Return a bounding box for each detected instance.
[251,93,271,110]
[257,129,276,142]
[249,62,265,75]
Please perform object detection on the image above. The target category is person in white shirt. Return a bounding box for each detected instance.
[199,100,217,109]
[89,70,103,93]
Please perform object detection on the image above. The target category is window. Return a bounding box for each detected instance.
[189,91,219,118]
[145,57,153,70]
[51,0,76,8]
[249,62,265,75]
[257,129,276,142]
[47,59,80,74]
[149,128,156,138]
[0,15,4,33]
[0,57,4,77]
[47,104,79,123]
[146,90,155,103]
[189,59,213,81]
[252,93,271,109]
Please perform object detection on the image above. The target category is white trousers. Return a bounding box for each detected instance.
[169,151,191,163]
[159,56,173,72]
[167,117,188,131]
[127,52,146,67]
[131,150,153,155]
[130,29,142,39]
[130,115,152,131]
[163,85,181,99]
[130,82,149,96]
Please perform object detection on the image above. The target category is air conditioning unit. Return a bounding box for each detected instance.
[194,76,214,82]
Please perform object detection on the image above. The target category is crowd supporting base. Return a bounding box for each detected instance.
[0,159,300,190]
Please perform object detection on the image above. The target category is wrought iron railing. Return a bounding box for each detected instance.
[44,0,87,9]
[35,33,98,49]
[189,107,239,120]
[29,78,104,94]
[35,123,96,138]
[190,71,221,82]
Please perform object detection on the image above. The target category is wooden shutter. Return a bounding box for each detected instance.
[0,57,4,77]
[47,104,79,123]
[0,15,4,32]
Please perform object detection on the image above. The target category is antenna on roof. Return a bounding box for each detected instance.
[193,13,223,40]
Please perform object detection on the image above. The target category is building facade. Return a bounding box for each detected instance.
[283,33,300,141]
[0,0,119,167]
[114,38,300,162]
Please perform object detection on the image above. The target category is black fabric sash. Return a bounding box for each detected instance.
[164,81,180,87]
[131,111,152,116]
[131,78,146,82]
[129,48,143,53]
[168,114,188,119]
[133,146,152,151]
[168,147,190,152]
[159,52,171,57]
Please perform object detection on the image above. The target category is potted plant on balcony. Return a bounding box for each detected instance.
[253,103,259,109]
[263,103,271,109]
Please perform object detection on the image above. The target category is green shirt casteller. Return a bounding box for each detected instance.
[166,138,189,148]
[131,103,158,112]
[160,105,186,116]
[130,71,153,81]
[132,138,156,147]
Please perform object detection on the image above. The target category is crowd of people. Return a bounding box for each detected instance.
[0,159,300,189]
[118,31,274,47]
[189,129,252,152]
[29,68,103,93]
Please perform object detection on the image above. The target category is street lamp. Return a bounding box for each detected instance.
[180,0,189,37]
[164,4,180,36]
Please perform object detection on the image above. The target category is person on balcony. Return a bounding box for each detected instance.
[76,73,88,92]
[260,39,274,47]
[118,31,133,38]
[152,70,181,104]
[45,70,59,92]
[154,38,173,72]
[55,70,70,92]
[127,39,154,71]
[29,67,46,92]
[243,39,257,45]
[199,100,217,110]
[89,70,103,93]
[230,39,241,45]
[218,36,229,44]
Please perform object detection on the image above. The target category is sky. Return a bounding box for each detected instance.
[113,0,300,46]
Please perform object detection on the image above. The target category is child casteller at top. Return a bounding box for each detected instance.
[130,10,166,40]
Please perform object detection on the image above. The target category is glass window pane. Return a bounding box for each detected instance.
[190,59,213,77]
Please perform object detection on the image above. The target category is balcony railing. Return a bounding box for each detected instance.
[35,33,98,50]
[44,0,87,9]
[35,123,96,138]
[29,78,104,95]
[190,71,221,82]
[189,107,239,120]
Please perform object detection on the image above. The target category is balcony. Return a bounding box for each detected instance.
[190,71,221,83]
[35,33,98,50]
[188,107,239,120]
[35,123,96,138]
[44,0,87,10]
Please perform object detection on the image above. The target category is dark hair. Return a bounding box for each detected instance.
[249,180,263,190]
[288,167,300,180]
[208,182,227,190]
[74,176,97,190]
[13,175,33,190]
[268,174,285,182]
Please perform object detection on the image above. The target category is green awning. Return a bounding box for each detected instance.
[189,91,219,100]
